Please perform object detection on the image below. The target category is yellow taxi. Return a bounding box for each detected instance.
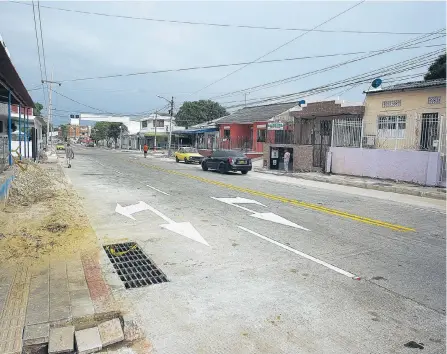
[175,147,203,164]
[56,143,65,151]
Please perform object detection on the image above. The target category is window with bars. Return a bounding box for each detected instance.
[382,100,401,108]
[428,96,441,104]
[377,115,406,138]
[224,129,230,139]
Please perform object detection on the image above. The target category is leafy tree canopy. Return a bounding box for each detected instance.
[424,54,446,81]
[34,102,43,116]
[175,100,228,128]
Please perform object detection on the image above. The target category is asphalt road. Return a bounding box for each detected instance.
[63,147,446,354]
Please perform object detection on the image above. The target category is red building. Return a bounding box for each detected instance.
[216,102,298,156]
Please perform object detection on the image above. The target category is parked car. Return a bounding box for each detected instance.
[86,142,94,147]
[175,147,203,164]
[201,150,252,174]
[56,143,65,151]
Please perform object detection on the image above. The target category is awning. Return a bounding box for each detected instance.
[173,127,218,135]
[144,132,167,137]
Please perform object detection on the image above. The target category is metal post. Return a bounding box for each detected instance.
[360,117,364,149]
[119,126,122,149]
[331,118,335,148]
[168,96,173,156]
[154,111,157,151]
[18,105,21,160]
[27,110,30,158]
[7,91,12,166]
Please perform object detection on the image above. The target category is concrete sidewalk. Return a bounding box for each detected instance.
[254,166,446,200]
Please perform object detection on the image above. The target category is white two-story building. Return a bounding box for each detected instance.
[139,113,184,149]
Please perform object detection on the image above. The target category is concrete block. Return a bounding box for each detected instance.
[23,323,50,346]
[98,318,124,347]
[122,314,144,342]
[75,327,102,354]
[48,326,74,354]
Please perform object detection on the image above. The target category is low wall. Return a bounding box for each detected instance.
[330,147,443,186]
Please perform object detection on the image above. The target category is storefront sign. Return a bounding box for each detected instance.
[268,122,284,130]
[271,149,279,158]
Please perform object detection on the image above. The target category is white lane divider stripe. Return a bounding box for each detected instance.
[238,226,360,279]
[147,185,170,195]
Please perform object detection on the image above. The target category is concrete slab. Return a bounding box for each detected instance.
[23,323,50,346]
[75,327,102,354]
[48,326,74,354]
[98,318,124,347]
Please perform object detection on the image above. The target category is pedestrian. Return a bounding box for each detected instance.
[143,143,149,158]
[284,149,291,173]
[66,142,74,168]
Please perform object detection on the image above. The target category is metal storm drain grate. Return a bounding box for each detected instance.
[103,242,168,289]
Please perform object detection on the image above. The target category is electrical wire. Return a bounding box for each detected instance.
[222,51,442,109]
[7,0,434,35]
[37,1,48,83]
[211,30,446,100]
[55,43,445,83]
[31,0,47,107]
[192,0,366,95]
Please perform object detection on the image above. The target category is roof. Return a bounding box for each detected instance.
[365,79,446,94]
[217,102,298,124]
[173,127,218,135]
[0,39,34,107]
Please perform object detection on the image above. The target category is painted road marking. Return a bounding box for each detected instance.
[115,201,209,246]
[147,185,170,195]
[128,160,415,232]
[212,197,309,231]
[238,226,359,279]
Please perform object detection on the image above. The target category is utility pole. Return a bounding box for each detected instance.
[42,72,61,148]
[168,96,174,156]
[154,111,157,151]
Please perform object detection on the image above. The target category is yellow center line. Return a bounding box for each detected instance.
[129,159,415,232]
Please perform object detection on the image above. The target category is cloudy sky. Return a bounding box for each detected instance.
[1,0,446,125]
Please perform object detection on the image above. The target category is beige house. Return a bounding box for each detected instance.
[362,79,446,152]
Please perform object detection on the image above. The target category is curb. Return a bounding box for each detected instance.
[254,168,446,200]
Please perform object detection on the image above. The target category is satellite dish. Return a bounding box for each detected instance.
[298,100,306,106]
[371,78,382,88]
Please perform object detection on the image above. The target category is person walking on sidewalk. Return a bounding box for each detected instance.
[143,143,149,158]
[284,149,290,173]
[66,143,74,168]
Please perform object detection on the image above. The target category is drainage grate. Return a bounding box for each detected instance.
[103,242,168,289]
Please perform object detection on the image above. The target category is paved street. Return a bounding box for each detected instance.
[63,147,446,354]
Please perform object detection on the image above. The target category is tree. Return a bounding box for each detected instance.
[34,102,43,116]
[175,100,228,128]
[107,123,128,147]
[92,121,110,143]
[59,124,69,140]
[424,54,446,81]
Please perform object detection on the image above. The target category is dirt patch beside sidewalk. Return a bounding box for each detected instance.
[0,164,97,264]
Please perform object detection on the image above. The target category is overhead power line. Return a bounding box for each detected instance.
[31,0,47,107]
[223,50,441,109]
[211,29,446,100]
[37,1,48,83]
[8,0,434,35]
[56,43,445,83]
[193,0,366,95]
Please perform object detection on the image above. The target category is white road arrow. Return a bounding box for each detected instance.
[115,201,151,220]
[251,212,309,231]
[212,197,309,231]
[115,201,209,246]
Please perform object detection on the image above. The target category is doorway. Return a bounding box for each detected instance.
[270,147,293,171]
[420,113,439,151]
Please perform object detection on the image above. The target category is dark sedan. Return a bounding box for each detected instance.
[201,150,252,174]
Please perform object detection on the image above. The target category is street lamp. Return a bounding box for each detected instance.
[156,95,174,156]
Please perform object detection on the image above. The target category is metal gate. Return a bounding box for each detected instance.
[312,120,332,170]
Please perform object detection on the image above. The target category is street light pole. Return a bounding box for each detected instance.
[157,95,174,156]
[42,72,61,148]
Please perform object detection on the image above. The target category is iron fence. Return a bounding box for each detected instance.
[216,136,254,152]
